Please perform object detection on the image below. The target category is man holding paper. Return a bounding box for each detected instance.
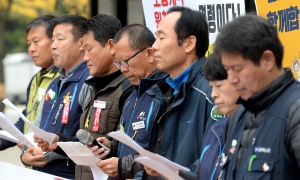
[144,6,215,179]
[0,15,60,151]
[88,24,169,179]
[21,15,89,179]
[35,14,134,180]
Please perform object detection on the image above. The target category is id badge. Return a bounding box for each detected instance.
[132,121,145,130]
[93,100,106,109]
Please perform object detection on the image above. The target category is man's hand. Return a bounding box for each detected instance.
[97,157,119,177]
[21,147,48,167]
[17,142,23,149]
[86,137,111,159]
[34,134,59,152]
[144,165,171,180]
[96,137,111,149]
[144,165,162,177]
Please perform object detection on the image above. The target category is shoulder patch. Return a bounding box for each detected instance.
[210,105,225,121]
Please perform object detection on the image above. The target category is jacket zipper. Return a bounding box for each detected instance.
[210,120,227,180]
[119,96,138,156]
[245,113,256,169]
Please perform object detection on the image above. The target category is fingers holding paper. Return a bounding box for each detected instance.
[144,165,162,177]
[97,157,119,177]
[17,142,23,149]
[34,134,59,152]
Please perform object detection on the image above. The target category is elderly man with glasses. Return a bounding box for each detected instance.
[88,24,170,180]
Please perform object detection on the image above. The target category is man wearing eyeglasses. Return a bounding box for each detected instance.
[89,24,170,179]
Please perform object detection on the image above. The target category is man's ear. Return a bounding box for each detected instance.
[146,47,155,64]
[184,35,197,54]
[261,50,276,72]
[107,39,115,55]
[78,37,84,51]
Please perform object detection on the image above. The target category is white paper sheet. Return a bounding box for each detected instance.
[135,157,184,180]
[108,130,190,172]
[0,130,19,143]
[0,113,35,147]
[2,98,56,145]
[57,142,108,180]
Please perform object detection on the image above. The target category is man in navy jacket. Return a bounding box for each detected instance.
[144,6,215,179]
[21,15,89,179]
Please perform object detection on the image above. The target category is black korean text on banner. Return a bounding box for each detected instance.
[198,3,241,33]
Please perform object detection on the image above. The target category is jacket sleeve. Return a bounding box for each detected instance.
[52,134,79,156]
[0,109,26,150]
[286,99,300,168]
[118,154,143,179]
[178,159,199,180]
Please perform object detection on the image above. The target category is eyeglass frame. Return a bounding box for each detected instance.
[114,47,148,69]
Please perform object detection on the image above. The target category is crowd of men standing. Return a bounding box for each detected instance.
[0,5,300,180]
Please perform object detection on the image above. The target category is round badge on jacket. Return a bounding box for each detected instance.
[210,105,225,121]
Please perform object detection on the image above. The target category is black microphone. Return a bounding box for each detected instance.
[76,129,110,152]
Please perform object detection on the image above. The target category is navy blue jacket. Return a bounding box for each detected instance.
[37,62,89,179]
[143,58,215,180]
[199,116,229,180]
[117,70,168,157]
[159,58,214,169]
[222,70,300,180]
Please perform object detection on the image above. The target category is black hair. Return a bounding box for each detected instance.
[113,24,155,50]
[214,14,283,68]
[54,15,87,42]
[167,6,209,58]
[80,14,122,46]
[26,15,56,38]
[203,53,227,81]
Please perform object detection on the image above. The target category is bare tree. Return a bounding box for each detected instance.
[0,0,13,112]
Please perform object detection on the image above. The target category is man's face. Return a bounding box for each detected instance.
[221,52,268,101]
[82,31,114,76]
[27,25,53,69]
[114,36,149,86]
[152,12,186,78]
[51,24,82,72]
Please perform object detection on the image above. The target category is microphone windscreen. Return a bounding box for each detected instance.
[76,129,93,145]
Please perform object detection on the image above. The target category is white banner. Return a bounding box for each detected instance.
[196,0,246,44]
[141,0,245,54]
[141,0,197,35]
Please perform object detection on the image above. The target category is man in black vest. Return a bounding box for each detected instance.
[214,14,300,179]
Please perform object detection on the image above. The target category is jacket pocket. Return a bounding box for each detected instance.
[244,159,274,180]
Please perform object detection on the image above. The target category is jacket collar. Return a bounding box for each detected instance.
[187,57,205,83]
[237,68,295,114]
[41,65,60,79]
[166,60,197,95]
[172,57,206,106]
[85,70,125,92]
[59,61,88,82]
[136,70,168,97]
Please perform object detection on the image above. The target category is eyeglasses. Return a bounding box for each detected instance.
[114,47,147,69]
